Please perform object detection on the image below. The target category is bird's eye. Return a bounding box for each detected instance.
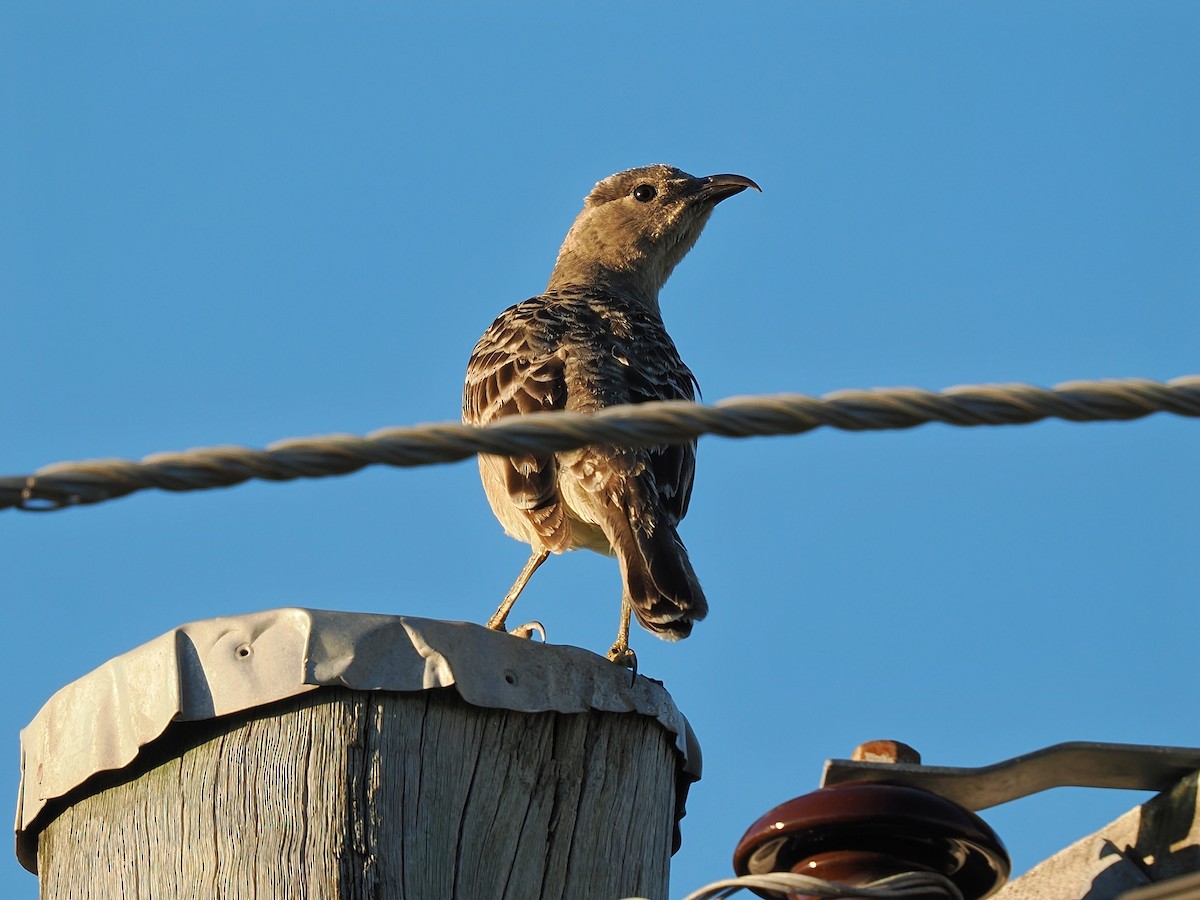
[632,184,657,203]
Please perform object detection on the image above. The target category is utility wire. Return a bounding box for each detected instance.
[675,870,965,900]
[3,375,1197,513]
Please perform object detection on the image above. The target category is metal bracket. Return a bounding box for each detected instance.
[821,741,1200,812]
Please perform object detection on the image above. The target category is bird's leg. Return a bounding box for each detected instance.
[607,596,637,678]
[486,549,549,632]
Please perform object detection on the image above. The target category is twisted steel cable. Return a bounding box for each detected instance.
[3,375,1197,513]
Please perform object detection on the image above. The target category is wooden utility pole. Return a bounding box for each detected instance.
[18,610,698,900]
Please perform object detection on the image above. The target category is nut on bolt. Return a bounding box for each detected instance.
[851,740,922,765]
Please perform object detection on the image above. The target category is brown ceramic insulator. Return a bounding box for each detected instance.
[733,783,1010,900]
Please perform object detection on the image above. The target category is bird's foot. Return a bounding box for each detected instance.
[607,643,638,683]
[509,621,547,642]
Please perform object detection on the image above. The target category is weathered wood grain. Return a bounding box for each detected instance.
[36,687,678,900]
[993,770,1200,899]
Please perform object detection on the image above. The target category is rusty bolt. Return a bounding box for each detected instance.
[851,740,922,765]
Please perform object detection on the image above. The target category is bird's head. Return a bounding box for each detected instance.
[547,164,760,308]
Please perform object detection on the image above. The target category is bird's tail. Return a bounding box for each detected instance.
[607,504,708,641]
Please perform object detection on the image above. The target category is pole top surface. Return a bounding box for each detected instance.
[15,608,699,871]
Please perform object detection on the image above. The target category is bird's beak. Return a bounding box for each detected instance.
[692,173,762,204]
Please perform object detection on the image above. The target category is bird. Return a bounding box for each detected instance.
[463,164,759,667]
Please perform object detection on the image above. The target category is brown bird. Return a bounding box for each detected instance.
[463,164,759,666]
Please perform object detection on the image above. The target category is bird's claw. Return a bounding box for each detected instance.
[509,621,547,642]
[607,644,638,684]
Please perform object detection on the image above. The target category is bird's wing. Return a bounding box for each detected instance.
[463,298,571,548]
[550,297,705,634]
[620,314,699,525]
[559,297,699,526]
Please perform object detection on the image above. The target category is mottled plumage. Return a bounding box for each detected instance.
[463,164,758,662]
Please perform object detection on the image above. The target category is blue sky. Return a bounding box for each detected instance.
[3,2,1198,895]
